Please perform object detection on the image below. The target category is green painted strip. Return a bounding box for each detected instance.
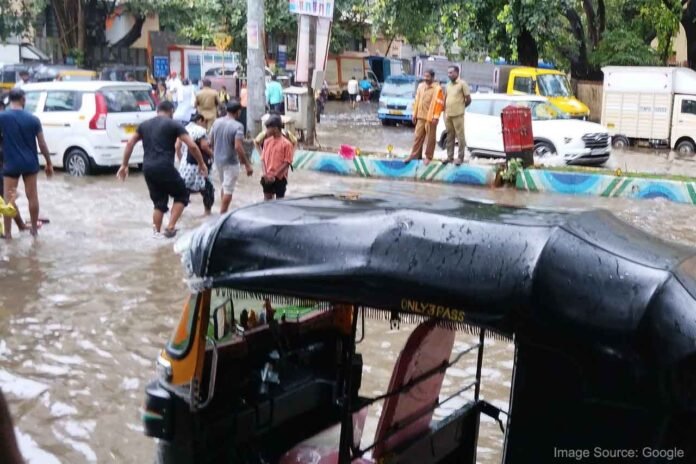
[420,163,437,180]
[687,183,696,205]
[601,178,621,197]
[295,151,313,169]
[523,170,538,191]
[358,156,371,177]
[352,157,363,176]
[613,178,633,197]
[430,163,447,180]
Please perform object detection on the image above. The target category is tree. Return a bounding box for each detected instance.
[0,0,44,43]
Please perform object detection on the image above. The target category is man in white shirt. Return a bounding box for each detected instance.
[13,71,30,89]
[166,72,183,105]
[347,76,359,109]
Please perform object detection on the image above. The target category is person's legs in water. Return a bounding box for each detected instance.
[22,173,40,236]
[2,176,19,239]
[145,173,169,234]
[0,388,23,464]
[201,178,215,215]
[162,170,190,237]
[219,165,239,214]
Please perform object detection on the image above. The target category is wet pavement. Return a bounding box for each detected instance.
[317,101,696,177]
[2,101,696,464]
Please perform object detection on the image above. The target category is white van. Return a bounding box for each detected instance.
[601,66,696,154]
[19,81,156,176]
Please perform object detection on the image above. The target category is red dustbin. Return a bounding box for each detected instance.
[501,105,534,167]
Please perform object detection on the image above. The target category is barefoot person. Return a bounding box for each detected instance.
[0,88,53,239]
[117,100,207,238]
[260,115,294,201]
[405,69,444,166]
[209,100,253,214]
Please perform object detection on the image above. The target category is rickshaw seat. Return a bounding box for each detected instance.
[280,320,456,463]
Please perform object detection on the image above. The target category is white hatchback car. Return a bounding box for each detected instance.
[437,94,611,166]
[20,81,156,176]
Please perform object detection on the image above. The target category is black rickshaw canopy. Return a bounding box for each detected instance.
[182,194,696,366]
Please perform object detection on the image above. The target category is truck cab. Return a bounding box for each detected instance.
[506,67,590,119]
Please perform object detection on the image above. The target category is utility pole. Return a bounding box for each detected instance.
[306,16,317,147]
[247,0,266,137]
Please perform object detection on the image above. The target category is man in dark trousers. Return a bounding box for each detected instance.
[0,88,53,239]
[117,100,207,238]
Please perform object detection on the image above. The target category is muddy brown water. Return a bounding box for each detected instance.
[2,134,696,463]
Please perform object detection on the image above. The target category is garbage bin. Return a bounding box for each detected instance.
[501,105,534,167]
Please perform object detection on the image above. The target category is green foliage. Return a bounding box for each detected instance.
[0,0,45,42]
[500,158,524,185]
[590,29,660,67]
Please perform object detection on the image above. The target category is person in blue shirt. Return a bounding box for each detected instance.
[359,75,373,103]
[0,89,53,239]
[265,75,284,113]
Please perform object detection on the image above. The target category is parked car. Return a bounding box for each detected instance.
[20,81,156,176]
[99,65,155,85]
[378,74,418,126]
[0,63,30,91]
[436,94,611,166]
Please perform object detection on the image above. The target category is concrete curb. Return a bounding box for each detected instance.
[516,169,696,205]
[289,150,498,187]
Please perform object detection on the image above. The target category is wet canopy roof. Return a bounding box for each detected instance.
[183,195,696,361]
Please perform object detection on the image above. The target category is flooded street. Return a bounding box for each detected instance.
[2,104,696,463]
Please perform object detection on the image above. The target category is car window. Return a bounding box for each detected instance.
[466,99,492,116]
[44,91,81,112]
[100,88,155,113]
[492,100,514,116]
[513,77,534,94]
[23,91,42,113]
[681,99,696,116]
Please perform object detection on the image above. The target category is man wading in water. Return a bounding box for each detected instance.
[117,100,207,238]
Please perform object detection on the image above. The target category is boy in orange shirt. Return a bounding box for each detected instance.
[260,115,294,201]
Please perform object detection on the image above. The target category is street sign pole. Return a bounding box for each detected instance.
[306,15,317,147]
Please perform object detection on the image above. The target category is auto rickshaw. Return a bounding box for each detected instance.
[30,64,97,82]
[0,64,30,91]
[143,195,696,463]
[99,64,154,85]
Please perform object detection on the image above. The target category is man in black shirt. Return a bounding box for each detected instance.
[117,100,207,238]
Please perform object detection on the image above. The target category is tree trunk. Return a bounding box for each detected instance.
[683,0,696,68]
[517,28,538,67]
[77,0,85,52]
[564,7,591,78]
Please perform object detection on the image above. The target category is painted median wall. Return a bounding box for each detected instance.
[290,150,498,186]
[516,169,696,205]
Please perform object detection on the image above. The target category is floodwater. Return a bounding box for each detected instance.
[2,104,696,463]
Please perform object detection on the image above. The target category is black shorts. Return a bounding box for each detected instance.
[261,177,287,198]
[144,165,190,213]
[349,93,357,102]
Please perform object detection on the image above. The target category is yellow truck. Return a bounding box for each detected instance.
[461,63,590,119]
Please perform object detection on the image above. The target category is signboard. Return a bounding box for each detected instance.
[154,56,169,78]
[278,44,287,70]
[295,15,311,82]
[315,17,331,71]
[247,21,260,49]
[288,0,334,18]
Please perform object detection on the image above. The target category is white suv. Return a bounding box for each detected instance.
[436,94,611,166]
[20,81,156,176]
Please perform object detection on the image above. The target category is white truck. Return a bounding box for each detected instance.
[601,66,696,154]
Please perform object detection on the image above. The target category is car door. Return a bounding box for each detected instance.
[671,95,696,147]
[40,90,81,165]
[465,99,497,153]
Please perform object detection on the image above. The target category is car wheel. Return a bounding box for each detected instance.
[65,148,92,177]
[612,136,629,149]
[676,139,696,156]
[533,141,556,160]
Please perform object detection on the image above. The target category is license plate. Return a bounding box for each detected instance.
[591,148,608,155]
[389,110,403,115]
[123,124,137,134]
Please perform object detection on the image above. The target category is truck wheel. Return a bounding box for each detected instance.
[612,136,629,149]
[65,148,92,177]
[533,141,556,160]
[676,140,696,156]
